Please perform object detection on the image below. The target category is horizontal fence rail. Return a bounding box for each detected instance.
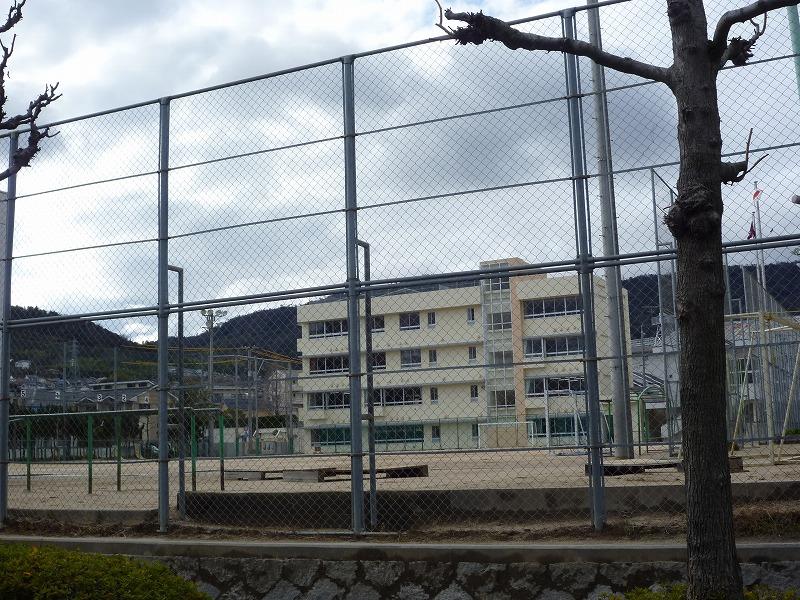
[1,0,799,535]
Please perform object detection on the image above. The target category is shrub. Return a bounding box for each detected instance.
[604,585,799,599]
[0,544,210,600]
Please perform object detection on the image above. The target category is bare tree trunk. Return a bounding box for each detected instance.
[666,1,743,597]
[441,1,800,595]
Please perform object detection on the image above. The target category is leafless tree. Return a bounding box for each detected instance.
[440,0,797,597]
[0,0,60,181]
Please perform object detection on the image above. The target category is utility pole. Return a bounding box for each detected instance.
[201,309,227,404]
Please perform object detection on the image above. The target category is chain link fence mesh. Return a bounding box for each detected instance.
[2,0,800,536]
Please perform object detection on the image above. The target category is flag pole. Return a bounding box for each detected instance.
[753,181,776,463]
[753,182,767,304]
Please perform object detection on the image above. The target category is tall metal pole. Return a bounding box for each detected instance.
[753,183,775,461]
[71,338,78,381]
[208,315,214,401]
[753,184,768,303]
[113,346,118,412]
[668,188,681,451]
[234,351,239,456]
[342,54,365,534]
[286,360,294,454]
[651,170,675,455]
[62,341,68,458]
[723,252,738,437]
[254,357,261,440]
[778,344,800,461]
[157,98,171,533]
[587,0,633,459]
[788,5,800,100]
[0,133,18,524]
[201,309,225,407]
[62,342,67,410]
[358,240,377,529]
[564,11,605,531]
[247,347,253,441]
[168,265,185,518]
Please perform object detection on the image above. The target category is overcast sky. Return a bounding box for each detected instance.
[3,0,799,342]
[8,0,571,118]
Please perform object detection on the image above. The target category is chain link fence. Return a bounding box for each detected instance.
[1,0,799,535]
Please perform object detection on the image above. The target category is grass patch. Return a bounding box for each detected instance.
[0,544,209,599]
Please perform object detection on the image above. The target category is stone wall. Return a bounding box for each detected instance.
[148,555,800,600]
[6,535,798,599]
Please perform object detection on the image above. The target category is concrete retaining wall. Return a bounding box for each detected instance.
[2,536,800,599]
[184,480,800,529]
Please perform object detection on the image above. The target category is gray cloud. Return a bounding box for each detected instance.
[5,0,799,344]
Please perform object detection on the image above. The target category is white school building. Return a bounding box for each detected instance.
[294,258,637,453]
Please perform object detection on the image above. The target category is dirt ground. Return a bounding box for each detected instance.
[8,445,800,512]
[5,499,800,545]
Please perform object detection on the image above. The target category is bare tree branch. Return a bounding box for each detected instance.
[0,0,23,35]
[0,33,16,122]
[717,13,768,68]
[0,82,61,131]
[0,122,57,180]
[434,0,455,35]
[712,0,799,64]
[0,0,60,183]
[444,9,671,85]
[720,128,769,183]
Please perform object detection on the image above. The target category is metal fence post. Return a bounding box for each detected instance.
[563,9,606,531]
[0,133,18,524]
[157,97,171,533]
[342,54,365,535]
[115,414,122,491]
[169,265,185,518]
[587,0,633,458]
[190,410,197,492]
[235,357,240,458]
[218,412,225,491]
[357,240,377,530]
[25,417,31,492]
[87,414,93,495]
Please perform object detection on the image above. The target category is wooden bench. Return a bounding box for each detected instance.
[282,468,340,483]
[282,464,429,483]
[381,464,429,479]
[585,456,743,477]
[224,469,283,481]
